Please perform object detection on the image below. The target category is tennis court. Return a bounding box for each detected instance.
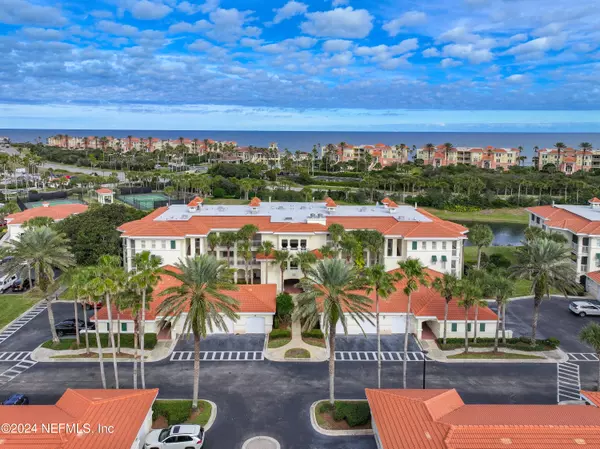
[118,193,170,210]
[25,198,85,209]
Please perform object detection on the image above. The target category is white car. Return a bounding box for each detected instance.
[144,424,204,449]
[569,301,600,317]
[0,274,18,293]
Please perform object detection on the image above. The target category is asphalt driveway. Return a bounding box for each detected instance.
[175,334,266,352]
[335,334,420,352]
[502,297,600,352]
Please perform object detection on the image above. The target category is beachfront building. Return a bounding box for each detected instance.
[527,198,600,283]
[325,143,409,170]
[536,147,600,174]
[417,145,521,170]
[366,388,600,449]
[118,197,467,291]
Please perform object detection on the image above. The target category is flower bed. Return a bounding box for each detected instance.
[314,401,371,430]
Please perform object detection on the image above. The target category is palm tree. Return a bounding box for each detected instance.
[579,142,592,170]
[458,283,481,353]
[258,241,274,283]
[296,251,317,278]
[238,241,252,284]
[62,267,90,350]
[432,273,460,345]
[319,245,338,259]
[293,259,371,405]
[396,259,429,388]
[580,323,600,391]
[468,224,494,269]
[327,223,345,251]
[219,232,238,266]
[89,255,126,389]
[237,224,259,283]
[207,232,220,257]
[271,250,290,292]
[130,251,162,389]
[443,142,453,165]
[425,143,435,162]
[364,265,397,388]
[158,256,239,410]
[486,274,515,351]
[5,226,75,344]
[511,238,578,346]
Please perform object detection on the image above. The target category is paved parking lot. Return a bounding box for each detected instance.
[175,334,266,352]
[502,297,600,352]
[335,334,420,352]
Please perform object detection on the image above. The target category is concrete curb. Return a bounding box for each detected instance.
[425,345,567,364]
[0,299,44,334]
[241,436,281,449]
[309,400,374,437]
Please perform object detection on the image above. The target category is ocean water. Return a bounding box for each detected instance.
[2,129,600,160]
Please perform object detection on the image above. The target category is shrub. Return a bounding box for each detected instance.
[212,187,226,198]
[334,401,371,427]
[153,400,191,425]
[276,292,294,320]
[269,329,291,339]
[302,329,324,339]
[439,337,558,352]
[545,337,560,348]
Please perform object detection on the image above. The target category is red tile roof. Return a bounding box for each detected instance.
[188,196,204,207]
[366,388,600,449]
[95,188,113,194]
[6,204,88,225]
[586,270,600,284]
[0,388,158,449]
[94,265,276,321]
[249,197,261,207]
[589,197,600,204]
[527,205,600,234]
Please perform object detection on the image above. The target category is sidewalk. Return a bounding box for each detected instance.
[265,318,328,362]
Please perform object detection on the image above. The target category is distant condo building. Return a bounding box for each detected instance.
[536,147,600,174]
[325,143,409,169]
[417,145,521,170]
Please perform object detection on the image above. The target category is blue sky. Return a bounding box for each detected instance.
[0,0,599,131]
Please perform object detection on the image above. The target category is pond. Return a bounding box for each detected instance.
[457,221,526,247]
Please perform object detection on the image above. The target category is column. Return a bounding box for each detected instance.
[199,237,204,255]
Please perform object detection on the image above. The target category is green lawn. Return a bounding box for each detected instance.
[41,333,157,350]
[425,208,528,224]
[448,351,544,360]
[0,294,39,329]
[152,400,212,426]
[203,198,247,205]
[268,337,291,348]
[284,348,310,359]
[464,246,519,265]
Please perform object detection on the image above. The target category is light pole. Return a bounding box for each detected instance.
[422,349,429,389]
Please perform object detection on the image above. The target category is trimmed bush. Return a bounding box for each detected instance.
[276,292,294,320]
[302,329,324,339]
[439,337,559,352]
[42,333,157,350]
[334,401,371,427]
[545,337,560,348]
[269,329,291,339]
[152,400,191,425]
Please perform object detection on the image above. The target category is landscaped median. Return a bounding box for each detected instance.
[311,400,373,436]
[267,329,291,348]
[152,399,217,431]
[301,329,326,348]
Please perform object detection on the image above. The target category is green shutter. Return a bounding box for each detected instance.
[412,241,417,250]
[479,323,486,332]
[441,255,447,262]
[106,323,110,332]
[467,323,472,332]
[451,323,457,332]
[121,323,127,332]
[431,255,437,262]
[596,253,600,260]
[170,240,176,249]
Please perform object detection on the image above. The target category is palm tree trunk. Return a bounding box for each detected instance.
[192,332,201,411]
[402,293,411,389]
[141,289,146,389]
[133,314,139,389]
[531,296,542,347]
[443,300,449,345]
[494,302,500,352]
[105,293,120,389]
[328,322,336,405]
[376,292,381,389]
[94,303,107,389]
[74,298,80,347]
[464,308,469,353]
[473,305,479,343]
[84,302,90,354]
[502,303,507,344]
[477,246,482,269]
[47,298,60,344]
[117,312,121,353]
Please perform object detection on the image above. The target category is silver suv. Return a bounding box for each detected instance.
[569,301,600,317]
[144,424,204,449]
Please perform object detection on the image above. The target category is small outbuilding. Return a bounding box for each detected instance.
[96,188,114,204]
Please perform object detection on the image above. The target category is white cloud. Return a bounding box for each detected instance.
[284,63,297,71]
[0,0,67,26]
[168,19,211,34]
[301,7,373,39]
[240,37,263,47]
[422,47,440,57]
[177,0,219,14]
[322,39,353,52]
[440,58,462,68]
[382,11,426,37]
[284,36,317,49]
[331,0,348,5]
[506,74,527,83]
[439,26,477,44]
[205,8,260,42]
[130,1,172,20]
[379,56,411,70]
[90,10,113,19]
[188,38,212,51]
[509,33,528,44]
[442,43,493,63]
[504,35,566,56]
[21,27,63,40]
[390,38,419,54]
[323,51,354,67]
[272,1,308,24]
[257,43,288,54]
[97,20,139,37]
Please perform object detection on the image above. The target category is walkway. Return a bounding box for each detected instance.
[266,316,328,362]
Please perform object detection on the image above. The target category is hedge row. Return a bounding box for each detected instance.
[42,333,158,350]
[152,400,192,425]
[333,401,371,427]
[302,329,324,339]
[439,336,559,352]
[269,329,291,339]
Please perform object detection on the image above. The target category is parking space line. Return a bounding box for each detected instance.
[0,354,37,386]
[170,351,264,362]
[334,351,425,362]
[567,353,600,362]
[0,304,47,345]
[557,362,582,403]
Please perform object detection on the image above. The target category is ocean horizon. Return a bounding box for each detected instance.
[2,129,600,160]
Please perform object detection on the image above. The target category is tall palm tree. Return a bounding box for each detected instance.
[579,142,592,171]
[237,224,259,283]
[327,223,345,251]
[62,267,90,350]
[89,255,126,389]
[238,241,252,284]
[5,226,75,344]
[364,265,397,388]
[579,323,600,391]
[432,273,460,345]
[207,232,220,257]
[130,251,162,389]
[443,142,453,165]
[458,283,481,353]
[158,256,239,410]
[258,241,274,284]
[485,274,515,351]
[468,224,494,269]
[511,238,578,346]
[555,142,566,168]
[319,245,338,259]
[296,251,317,278]
[219,232,238,266]
[425,143,435,162]
[293,259,371,405]
[271,250,290,292]
[396,259,429,389]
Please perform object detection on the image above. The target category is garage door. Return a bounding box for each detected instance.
[208,317,234,334]
[245,317,265,334]
[391,316,407,334]
[336,316,377,335]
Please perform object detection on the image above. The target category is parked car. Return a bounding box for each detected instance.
[569,301,600,317]
[55,319,95,337]
[0,273,18,293]
[144,424,205,449]
[2,394,29,405]
[12,277,34,292]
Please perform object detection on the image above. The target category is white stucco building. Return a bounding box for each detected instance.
[118,197,468,292]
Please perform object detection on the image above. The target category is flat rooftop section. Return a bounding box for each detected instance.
[555,205,600,221]
[154,202,432,223]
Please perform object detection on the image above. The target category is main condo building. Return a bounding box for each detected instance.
[119,197,467,291]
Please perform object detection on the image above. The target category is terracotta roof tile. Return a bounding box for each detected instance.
[95,188,113,194]
[6,204,88,225]
[249,197,261,207]
[586,271,600,284]
[188,196,204,207]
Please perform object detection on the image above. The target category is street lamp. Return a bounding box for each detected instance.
[422,350,429,389]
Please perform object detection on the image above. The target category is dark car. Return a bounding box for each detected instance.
[12,278,34,292]
[55,319,95,337]
[2,394,29,405]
